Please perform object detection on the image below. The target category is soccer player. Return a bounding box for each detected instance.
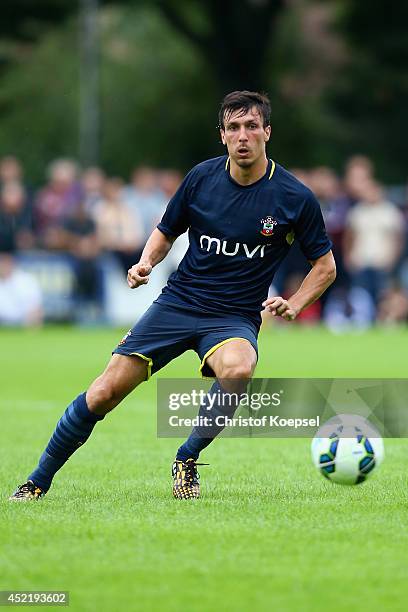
[10,91,336,501]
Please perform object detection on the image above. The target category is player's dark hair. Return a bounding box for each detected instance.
[218,91,271,130]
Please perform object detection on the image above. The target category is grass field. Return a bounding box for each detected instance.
[1,325,408,611]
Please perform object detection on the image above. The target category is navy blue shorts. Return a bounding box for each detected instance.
[113,301,259,378]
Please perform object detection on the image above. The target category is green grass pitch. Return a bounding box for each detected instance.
[1,325,408,611]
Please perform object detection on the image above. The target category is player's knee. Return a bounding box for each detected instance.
[219,360,254,380]
[87,380,123,413]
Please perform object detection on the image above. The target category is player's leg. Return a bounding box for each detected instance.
[86,353,147,415]
[173,338,257,499]
[176,339,256,459]
[9,354,148,501]
[204,338,257,388]
[10,302,197,501]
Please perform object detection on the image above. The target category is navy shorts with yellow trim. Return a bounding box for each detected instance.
[113,302,259,378]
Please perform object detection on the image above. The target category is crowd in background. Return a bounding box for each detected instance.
[283,157,408,329]
[0,154,408,328]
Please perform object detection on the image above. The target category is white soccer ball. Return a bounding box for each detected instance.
[311,414,384,485]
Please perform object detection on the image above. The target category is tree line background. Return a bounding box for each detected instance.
[0,0,406,183]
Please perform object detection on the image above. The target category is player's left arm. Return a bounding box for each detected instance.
[262,250,336,321]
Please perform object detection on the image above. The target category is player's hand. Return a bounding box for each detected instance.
[127,263,152,288]
[262,296,298,321]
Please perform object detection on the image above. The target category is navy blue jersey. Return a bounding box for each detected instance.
[156,156,332,325]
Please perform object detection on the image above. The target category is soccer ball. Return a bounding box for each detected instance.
[311,414,384,485]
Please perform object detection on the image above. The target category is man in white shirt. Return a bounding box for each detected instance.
[0,253,43,326]
[344,180,404,313]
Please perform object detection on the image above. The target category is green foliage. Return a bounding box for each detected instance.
[0,23,80,182]
[0,1,406,182]
[0,24,78,179]
[98,6,217,177]
[0,0,74,42]
[328,0,408,181]
[0,6,218,183]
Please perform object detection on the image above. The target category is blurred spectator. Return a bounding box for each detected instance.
[0,182,35,251]
[0,253,43,326]
[396,188,408,290]
[34,159,83,249]
[62,202,102,322]
[81,166,106,214]
[323,286,376,332]
[158,169,183,200]
[290,168,313,189]
[92,178,145,273]
[0,155,24,184]
[310,166,350,289]
[343,155,374,204]
[122,166,166,241]
[343,180,404,322]
[311,167,349,246]
[377,284,408,324]
[1,152,407,328]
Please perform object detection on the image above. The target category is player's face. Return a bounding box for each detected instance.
[220,107,271,168]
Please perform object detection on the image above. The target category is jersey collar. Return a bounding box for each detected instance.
[225,157,276,188]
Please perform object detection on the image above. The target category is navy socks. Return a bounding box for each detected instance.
[28,383,243,489]
[176,381,241,461]
[28,392,104,491]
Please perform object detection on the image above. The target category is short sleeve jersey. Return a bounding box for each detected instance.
[157,156,332,326]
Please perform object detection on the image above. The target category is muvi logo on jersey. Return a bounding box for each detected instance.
[200,235,268,258]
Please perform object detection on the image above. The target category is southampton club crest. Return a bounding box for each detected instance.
[260,216,277,236]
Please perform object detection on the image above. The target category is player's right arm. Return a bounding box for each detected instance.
[127,228,175,288]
